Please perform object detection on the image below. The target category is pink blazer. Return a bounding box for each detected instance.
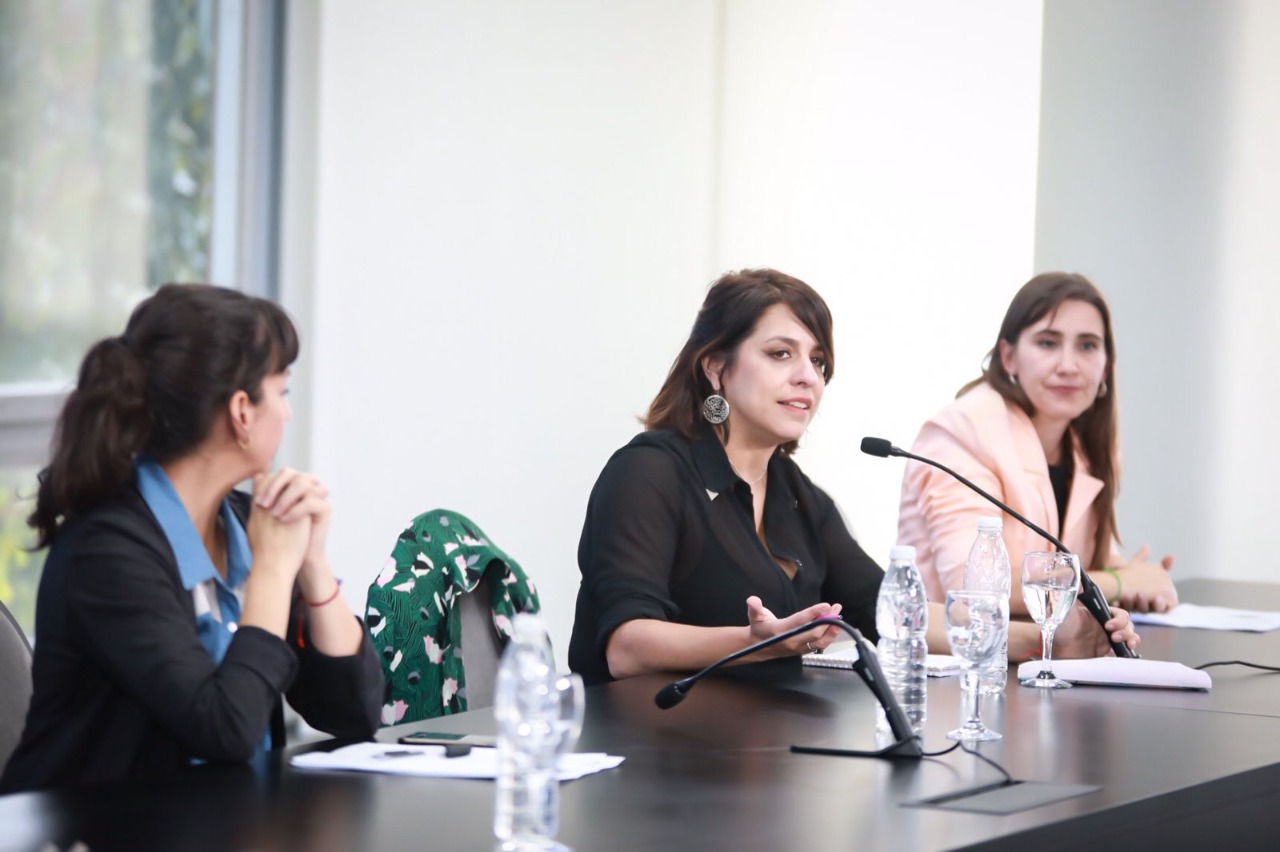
[896,383,1112,603]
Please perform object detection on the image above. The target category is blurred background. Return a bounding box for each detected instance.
[2,1,1277,667]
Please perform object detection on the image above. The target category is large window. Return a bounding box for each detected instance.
[0,0,282,636]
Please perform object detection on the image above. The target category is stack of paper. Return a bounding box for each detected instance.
[1016,657,1211,690]
[291,743,624,780]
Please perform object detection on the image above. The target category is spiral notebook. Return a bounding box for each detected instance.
[803,645,962,677]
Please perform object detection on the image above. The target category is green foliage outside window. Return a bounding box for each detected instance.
[0,472,41,636]
[0,0,215,385]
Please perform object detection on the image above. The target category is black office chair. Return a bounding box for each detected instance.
[0,599,34,771]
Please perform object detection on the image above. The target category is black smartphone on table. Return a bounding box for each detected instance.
[396,731,498,748]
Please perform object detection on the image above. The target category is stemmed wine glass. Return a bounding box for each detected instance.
[531,673,584,851]
[945,589,1007,742]
[553,673,585,760]
[1018,551,1081,689]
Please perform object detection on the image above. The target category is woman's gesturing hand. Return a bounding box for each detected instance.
[745,596,845,659]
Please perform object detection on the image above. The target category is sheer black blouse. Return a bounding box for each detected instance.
[568,426,884,686]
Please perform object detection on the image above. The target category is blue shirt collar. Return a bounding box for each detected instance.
[135,457,251,591]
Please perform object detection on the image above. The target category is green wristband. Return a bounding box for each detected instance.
[1103,568,1123,605]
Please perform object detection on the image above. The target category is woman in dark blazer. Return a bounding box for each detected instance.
[0,284,382,792]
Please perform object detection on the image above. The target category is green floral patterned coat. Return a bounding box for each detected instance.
[365,509,540,726]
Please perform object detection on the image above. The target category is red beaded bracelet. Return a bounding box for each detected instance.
[306,579,343,608]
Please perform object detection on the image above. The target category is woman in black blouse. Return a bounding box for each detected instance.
[568,269,1137,686]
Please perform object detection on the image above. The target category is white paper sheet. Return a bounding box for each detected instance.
[290,742,624,780]
[1016,657,1211,690]
[1130,603,1280,632]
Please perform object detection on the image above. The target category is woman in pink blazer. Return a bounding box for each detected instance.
[898,273,1177,639]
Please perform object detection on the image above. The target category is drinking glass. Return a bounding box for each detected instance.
[553,673,585,759]
[532,673,585,852]
[1018,551,1081,689]
[945,590,1006,741]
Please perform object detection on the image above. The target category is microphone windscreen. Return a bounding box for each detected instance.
[654,683,687,710]
[860,437,894,458]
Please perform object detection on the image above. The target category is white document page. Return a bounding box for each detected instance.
[291,742,624,780]
[1130,603,1280,632]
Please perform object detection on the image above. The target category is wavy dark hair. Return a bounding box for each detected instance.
[644,268,834,455]
[960,272,1119,567]
[31,284,299,547]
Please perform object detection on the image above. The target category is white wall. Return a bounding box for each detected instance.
[1215,1,1280,575]
[297,1,720,664]
[1035,0,1280,580]
[287,0,1046,666]
[713,1,1044,564]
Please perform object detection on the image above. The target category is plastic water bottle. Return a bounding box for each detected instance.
[875,545,928,736]
[493,613,559,847]
[965,516,1011,694]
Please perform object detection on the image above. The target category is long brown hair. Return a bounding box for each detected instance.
[960,272,1119,567]
[31,284,299,547]
[644,268,834,455]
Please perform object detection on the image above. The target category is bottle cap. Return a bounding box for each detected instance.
[512,612,546,638]
[889,545,916,562]
[977,516,1003,531]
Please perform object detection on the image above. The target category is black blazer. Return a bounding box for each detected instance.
[0,487,383,792]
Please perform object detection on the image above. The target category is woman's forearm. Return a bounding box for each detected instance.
[605,619,758,680]
[296,559,364,657]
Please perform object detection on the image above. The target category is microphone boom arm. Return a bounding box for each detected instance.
[655,617,923,759]
[892,446,1068,552]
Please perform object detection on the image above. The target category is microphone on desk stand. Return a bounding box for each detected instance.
[655,617,924,760]
[860,436,1138,659]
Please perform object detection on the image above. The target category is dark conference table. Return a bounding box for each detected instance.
[2,579,1279,851]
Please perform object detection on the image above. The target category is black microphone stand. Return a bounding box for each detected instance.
[655,617,924,760]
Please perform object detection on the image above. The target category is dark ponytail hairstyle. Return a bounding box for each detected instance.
[30,284,299,547]
[644,268,834,455]
[959,272,1119,569]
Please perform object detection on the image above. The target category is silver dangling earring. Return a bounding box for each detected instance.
[1008,372,1019,387]
[1097,381,1108,398]
[702,393,729,425]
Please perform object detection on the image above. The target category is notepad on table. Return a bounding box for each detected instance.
[804,644,962,677]
[1016,657,1211,690]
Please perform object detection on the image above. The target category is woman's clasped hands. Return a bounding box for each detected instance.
[1113,544,1178,613]
[248,468,332,583]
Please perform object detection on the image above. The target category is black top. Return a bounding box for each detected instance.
[1048,460,1072,532]
[0,488,383,793]
[568,427,884,686]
